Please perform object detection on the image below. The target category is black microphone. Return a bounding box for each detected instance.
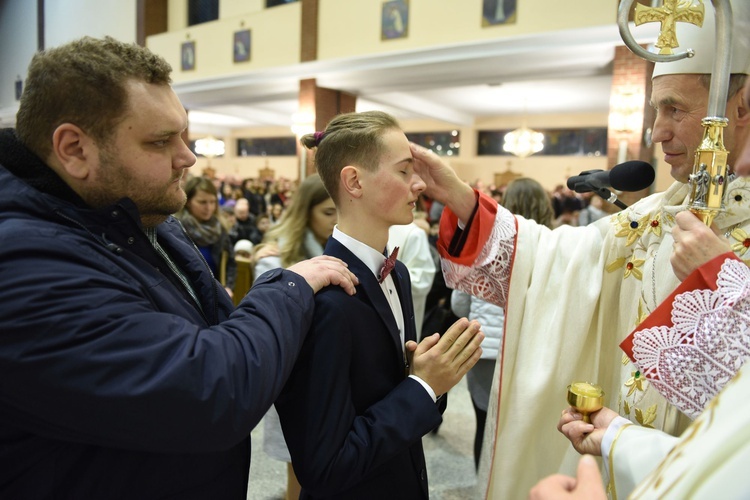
[566,161,655,194]
[567,161,655,209]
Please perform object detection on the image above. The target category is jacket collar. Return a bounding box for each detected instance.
[0,128,88,208]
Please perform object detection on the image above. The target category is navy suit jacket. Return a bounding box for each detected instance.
[276,237,444,499]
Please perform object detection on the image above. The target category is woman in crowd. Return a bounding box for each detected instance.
[252,173,337,500]
[178,176,236,298]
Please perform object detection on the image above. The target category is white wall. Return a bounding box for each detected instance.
[45,0,136,48]
[0,0,137,127]
[0,0,37,126]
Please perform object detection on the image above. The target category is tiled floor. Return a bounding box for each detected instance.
[247,377,479,499]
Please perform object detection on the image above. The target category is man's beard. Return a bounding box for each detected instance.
[85,145,186,225]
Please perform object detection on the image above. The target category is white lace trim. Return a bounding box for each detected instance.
[632,259,750,419]
[441,207,516,308]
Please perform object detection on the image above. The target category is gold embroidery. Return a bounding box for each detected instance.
[625,370,645,396]
[623,257,645,280]
[606,257,627,273]
[624,400,631,415]
[621,353,630,365]
[729,227,750,256]
[661,211,676,227]
[635,300,649,326]
[635,404,657,428]
[644,213,663,237]
[607,423,633,500]
[606,256,645,280]
[614,213,650,246]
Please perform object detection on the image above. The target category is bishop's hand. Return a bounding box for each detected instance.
[410,143,476,224]
[557,406,619,457]
[671,211,730,281]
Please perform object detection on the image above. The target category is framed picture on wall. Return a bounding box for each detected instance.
[381,0,409,40]
[181,40,196,71]
[233,29,251,63]
[482,0,517,27]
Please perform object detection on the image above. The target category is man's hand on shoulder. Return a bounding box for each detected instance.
[408,317,483,396]
[288,256,359,295]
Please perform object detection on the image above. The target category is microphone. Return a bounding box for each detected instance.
[566,161,655,193]
[567,161,655,209]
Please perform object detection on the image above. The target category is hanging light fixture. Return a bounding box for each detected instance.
[194,136,225,166]
[503,126,544,158]
[502,96,544,158]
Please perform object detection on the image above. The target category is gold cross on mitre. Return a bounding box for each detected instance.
[635,0,705,55]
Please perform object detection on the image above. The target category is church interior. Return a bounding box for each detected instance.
[0,1,706,498]
[1,0,672,201]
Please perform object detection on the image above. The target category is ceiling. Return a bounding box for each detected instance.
[174,23,661,136]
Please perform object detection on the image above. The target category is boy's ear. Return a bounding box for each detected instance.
[340,165,363,198]
[51,123,94,180]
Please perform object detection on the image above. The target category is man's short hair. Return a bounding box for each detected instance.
[16,36,172,159]
[698,73,748,100]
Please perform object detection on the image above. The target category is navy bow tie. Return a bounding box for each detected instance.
[378,247,399,284]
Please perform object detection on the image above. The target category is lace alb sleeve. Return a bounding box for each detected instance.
[632,258,750,419]
[440,208,516,308]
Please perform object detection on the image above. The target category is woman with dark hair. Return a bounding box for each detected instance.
[178,176,236,298]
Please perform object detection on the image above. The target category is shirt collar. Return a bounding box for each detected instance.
[332,225,387,279]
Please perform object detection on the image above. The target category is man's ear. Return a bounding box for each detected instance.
[51,124,94,180]
[340,165,363,199]
[734,86,750,126]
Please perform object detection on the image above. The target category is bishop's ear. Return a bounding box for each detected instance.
[340,165,364,199]
[735,85,750,125]
[51,123,94,180]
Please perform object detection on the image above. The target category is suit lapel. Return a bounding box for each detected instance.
[324,239,402,355]
[392,265,417,343]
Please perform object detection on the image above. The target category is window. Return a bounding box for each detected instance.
[477,127,607,156]
[406,131,460,157]
[188,0,218,26]
[237,137,298,156]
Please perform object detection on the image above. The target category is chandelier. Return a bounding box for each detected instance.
[194,136,225,165]
[503,126,544,158]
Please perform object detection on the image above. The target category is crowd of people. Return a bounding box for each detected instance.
[2,3,750,498]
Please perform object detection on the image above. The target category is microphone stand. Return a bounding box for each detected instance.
[571,180,629,209]
[595,187,628,210]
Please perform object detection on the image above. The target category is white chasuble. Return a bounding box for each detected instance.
[612,364,750,499]
[436,178,750,498]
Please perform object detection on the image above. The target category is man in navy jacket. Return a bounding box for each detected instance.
[0,36,357,498]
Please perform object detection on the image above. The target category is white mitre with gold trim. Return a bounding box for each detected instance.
[652,0,750,78]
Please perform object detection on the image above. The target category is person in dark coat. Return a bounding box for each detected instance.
[0,35,357,499]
